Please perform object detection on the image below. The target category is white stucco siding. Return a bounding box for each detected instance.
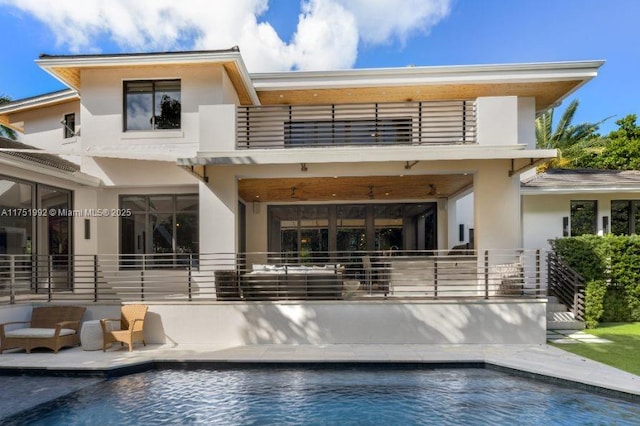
[80,65,234,154]
[476,96,535,148]
[199,105,236,152]
[448,192,474,248]
[522,194,566,250]
[7,101,81,163]
[81,157,197,187]
[517,97,536,149]
[522,192,640,250]
[199,172,238,254]
[473,161,521,250]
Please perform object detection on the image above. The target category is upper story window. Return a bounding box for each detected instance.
[62,113,75,138]
[124,80,181,131]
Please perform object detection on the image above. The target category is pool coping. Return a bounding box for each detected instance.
[0,344,638,402]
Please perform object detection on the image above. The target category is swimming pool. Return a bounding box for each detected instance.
[3,368,639,425]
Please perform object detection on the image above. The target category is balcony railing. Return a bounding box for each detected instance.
[236,101,476,150]
[0,250,543,304]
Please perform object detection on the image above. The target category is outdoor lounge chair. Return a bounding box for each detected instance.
[100,304,148,352]
[0,306,86,354]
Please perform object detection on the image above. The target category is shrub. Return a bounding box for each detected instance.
[550,234,640,324]
[584,279,606,328]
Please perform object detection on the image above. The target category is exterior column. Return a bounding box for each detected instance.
[473,161,522,250]
[199,168,237,254]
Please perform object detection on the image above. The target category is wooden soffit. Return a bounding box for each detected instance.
[47,63,255,105]
[239,174,473,203]
[256,80,582,111]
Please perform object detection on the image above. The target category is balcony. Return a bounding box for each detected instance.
[236,100,476,150]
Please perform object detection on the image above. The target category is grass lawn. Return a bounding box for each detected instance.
[551,322,640,376]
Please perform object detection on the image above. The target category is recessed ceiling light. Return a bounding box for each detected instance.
[332,193,336,197]
[255,195,260,198]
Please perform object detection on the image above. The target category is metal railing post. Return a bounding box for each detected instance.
[188,254,193,301]
[93,255,99,302]
[484,250,489,300]
[47,255,53,302]
[433,256,439,298]
[535,249,541,294]
[9,255,16,305]
[141,254,145,301]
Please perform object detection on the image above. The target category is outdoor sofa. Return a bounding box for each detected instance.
[0,306,86,354]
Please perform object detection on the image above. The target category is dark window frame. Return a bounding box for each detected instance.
[62,113,75,139]
[611,199,640,235]
[123,79,181,131]
[119,194,198,269]
[570,200,598,236]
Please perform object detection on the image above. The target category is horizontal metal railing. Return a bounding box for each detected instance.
[236,101,477,149]
[547,251,586,321]
[0,250,543,304]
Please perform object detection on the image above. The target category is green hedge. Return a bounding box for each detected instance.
[550,234,640,327]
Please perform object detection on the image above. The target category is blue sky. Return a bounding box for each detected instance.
[0,0,638,134]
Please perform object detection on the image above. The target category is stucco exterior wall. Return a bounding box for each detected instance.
[74,300,546,346]
[523,191,640,250]
[79,64,229,153]
[7,101,81,164]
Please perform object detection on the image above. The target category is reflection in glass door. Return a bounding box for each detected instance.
[337,205,367,252]
[268,203,437,254]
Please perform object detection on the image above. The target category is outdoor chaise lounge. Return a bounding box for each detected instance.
[0,306,86,354]
[101,304,148,352]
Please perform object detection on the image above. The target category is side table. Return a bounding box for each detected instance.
[80,320,110,351]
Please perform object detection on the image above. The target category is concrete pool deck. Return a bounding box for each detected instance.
[0,343,638,400]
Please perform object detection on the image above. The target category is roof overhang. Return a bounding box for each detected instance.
[521,185,640,195]
[0,89,79,133]
[0,154,101,187]
[251,60,604,113]
[36,48,260,105]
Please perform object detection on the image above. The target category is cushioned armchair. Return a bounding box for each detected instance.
[100,304,148,352]
[0,306,86,354]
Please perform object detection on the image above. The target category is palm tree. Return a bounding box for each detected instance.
[0,95,17,140]
[536,99,610,169]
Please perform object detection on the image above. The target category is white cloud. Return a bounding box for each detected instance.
[1,0,452,71]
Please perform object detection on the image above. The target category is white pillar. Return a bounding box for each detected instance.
[474,161,521,250]
[199,168,237,254]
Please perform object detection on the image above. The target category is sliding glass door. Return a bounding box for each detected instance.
[268,203,437,254]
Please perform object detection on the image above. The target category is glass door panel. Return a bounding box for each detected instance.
[374,205,403,251]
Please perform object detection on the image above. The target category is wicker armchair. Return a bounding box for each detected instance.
[100,304,148,352]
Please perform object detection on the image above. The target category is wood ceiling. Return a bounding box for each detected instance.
[238,174,473,203]
[256,80,581,111]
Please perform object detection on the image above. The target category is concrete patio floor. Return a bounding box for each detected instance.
[0,343,638,407]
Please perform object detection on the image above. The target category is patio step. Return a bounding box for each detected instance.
[546,297,585,331]
[547,320,585,331]
[547,311,577,322]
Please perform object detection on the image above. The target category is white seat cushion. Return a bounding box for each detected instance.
[5,328,76,338]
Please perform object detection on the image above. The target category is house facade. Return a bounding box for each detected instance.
[522,169,640,249]
[0,49,603,345]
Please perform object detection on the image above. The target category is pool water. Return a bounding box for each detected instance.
[3,368,639,425]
